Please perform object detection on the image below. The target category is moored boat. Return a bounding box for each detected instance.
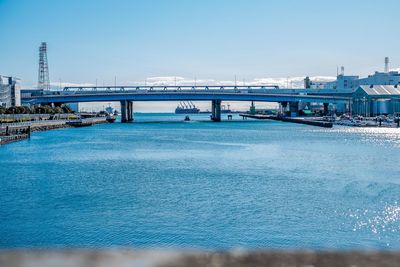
[106,115,116,123]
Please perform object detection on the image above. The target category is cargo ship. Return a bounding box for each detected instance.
[175,101,200,114]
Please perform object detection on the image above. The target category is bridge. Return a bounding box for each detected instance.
[22,85,352,122]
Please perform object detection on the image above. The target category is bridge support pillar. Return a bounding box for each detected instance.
[127,101,134,122]
[323,103,329,115]
[121,100,134,123]
[289,102,299,117]
[211,100,221,122]
[280,101,288,114]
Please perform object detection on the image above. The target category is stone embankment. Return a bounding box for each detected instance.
[0,117,109,145]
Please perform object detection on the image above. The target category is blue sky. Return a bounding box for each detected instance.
[1,0,399,89]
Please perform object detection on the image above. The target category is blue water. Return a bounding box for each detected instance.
[1,113,400,249]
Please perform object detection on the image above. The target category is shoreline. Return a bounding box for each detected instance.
[0,117,110,145]
[239,113,400,128]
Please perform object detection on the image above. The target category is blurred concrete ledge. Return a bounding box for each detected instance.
[1,250,400,267]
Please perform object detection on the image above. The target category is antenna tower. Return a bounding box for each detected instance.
[38,42,50,90]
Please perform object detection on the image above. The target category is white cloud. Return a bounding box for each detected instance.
[49,82,95,88]
[123,75,336,88]
[137,77,217,86]
[250,76,336,88]
[44,75,336,90]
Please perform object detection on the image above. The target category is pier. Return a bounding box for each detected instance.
[0,125,31,145]
[240,114,333,128]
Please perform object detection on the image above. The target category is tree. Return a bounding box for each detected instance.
[54,106,63,114]
[43,105,54,114]
[5,106,17,114]
[61,104,74,113]
[21,106,32,114]
[15,106,27,114]
[33,106,45,114]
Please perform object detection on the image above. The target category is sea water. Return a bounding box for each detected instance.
[1,113,400,249]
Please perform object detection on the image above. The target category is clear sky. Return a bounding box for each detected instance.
[0,0,399,111]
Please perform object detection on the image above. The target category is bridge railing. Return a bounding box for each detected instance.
[61,85,280,92]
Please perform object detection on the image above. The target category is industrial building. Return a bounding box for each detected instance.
[303,58,400,116]
[323,71,400,90]
[0,75,21,108]
[321,58,400,90]
[352,85,400,116]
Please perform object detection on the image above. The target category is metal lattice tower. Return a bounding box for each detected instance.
[38,42,50,90]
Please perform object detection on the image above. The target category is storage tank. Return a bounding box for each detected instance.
[372,99,391,115]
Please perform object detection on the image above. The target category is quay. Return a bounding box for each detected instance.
[0,116,110,145]
[240,114,333,128]
[0,134,30,145]
[0,125,31,145]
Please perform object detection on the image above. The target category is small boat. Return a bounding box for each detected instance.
[67,119,93,127]
[106,115,116,123]
[184,115,191,121]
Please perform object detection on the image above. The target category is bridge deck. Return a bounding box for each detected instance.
[23,88,352,104]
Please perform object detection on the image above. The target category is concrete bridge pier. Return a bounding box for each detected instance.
[211,100,221,122]
[280,101,288,114]
[289,102,299,117]
[120,100,134,123]
[127,101,134,122]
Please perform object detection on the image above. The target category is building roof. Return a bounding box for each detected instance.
[358,85,400,96]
